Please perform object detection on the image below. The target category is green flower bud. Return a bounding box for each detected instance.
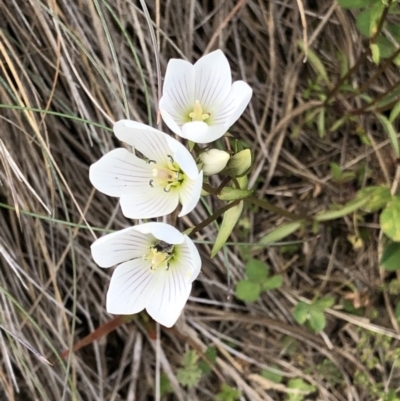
[223,149,252,177]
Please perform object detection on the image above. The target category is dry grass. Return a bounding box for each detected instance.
[1,0,400,400]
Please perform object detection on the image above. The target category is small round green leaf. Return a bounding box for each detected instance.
[309,310,326,333]
[235,281,261,302]
[292,302,310,324]
[262,275,283,291]
[312,296,335,311]
[381,242,400,271]
[245,259,269,283]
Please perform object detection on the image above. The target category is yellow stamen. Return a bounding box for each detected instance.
[189,100,210,122]
[143,243,175,271]
[149,161,182,192]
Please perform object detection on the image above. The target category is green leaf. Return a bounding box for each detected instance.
[262,275,283,290]
[317,109,326,137]
[176,366,202,387]
[376,35,396,58]
[182,350,199,366]
[198,346,217,375]
[337,0,376,9]
[286,378,316,401]
[356,4,385,38]
[215,384,241,401]
[381,197,400,241]
[377,114,400,157]
[261,368,283,383]
[370,43,380,64]
[211,200,243,258]
[258,221,303,245]
[245,259,269,283]
[315,196,369,221]
[218,187,253,201]
[292,302,310,324]
[313,296,335,311]
[389,101,400,123]
[298,42,329,84]
[381,242,400,271]
[309,310,327,332]
[330,162,343,180]
[235,281,261,302]
[330,162,356,183]
[177,351,202,387]
[356,185,392,212]
[160,373,173,396]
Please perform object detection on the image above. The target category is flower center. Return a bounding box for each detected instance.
[143,241,175,271]
[189,100,210,122]
[148,155,184,192]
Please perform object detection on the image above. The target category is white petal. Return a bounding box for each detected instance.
[89,148,153,197]
[165,136,198,179]
[179,236,202,279]
[114,120,171,165]
[91,227,152,268]
[178,171,203,217]
[134,222,184,245]
[181,121,213,144]
[199,149,230,176]
[192,124,227,143]
[160,109,185,137]
[107,259,153,315]
[146,267,192,327]
[213,80,252,129]
[194,50,231,111]
[120,185,179,219]
[160,59,195,123]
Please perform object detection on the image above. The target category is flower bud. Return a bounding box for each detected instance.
[199,149,230,176]
[223,149,252,177]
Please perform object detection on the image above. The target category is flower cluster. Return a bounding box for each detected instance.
[90,50,252,327]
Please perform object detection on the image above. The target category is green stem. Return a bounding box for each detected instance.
[217,176,232,193]
[246,197,304,220]
[189,200,241,236]
[357,47,400,95]
[350,79,400,115]
[202,183,217,195]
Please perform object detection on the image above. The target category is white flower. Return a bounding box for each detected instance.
[89,120,203,219]
[199,149,230,176]
[159,49,252,144]
[91,222,201,327]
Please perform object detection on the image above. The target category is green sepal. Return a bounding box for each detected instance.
[211,201,244,258]
[218,187,253,201]
[222,149,252,177]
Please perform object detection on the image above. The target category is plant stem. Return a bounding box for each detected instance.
[357,47,400,95]
[189,199,241,236]
[245,197,304,220]
[350,79,400,115]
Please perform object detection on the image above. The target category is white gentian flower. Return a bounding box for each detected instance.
[89,120,203,219]
[159,49,252,144]
[91,222,201,327]
[199,149,230,176]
